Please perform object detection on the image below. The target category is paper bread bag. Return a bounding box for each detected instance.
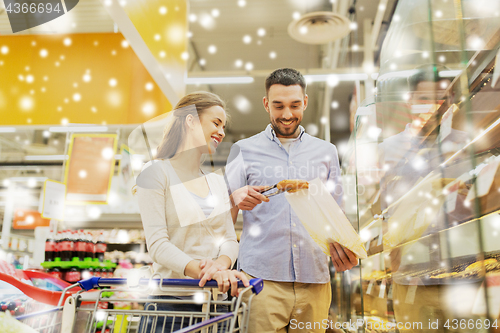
[285,178,367,259]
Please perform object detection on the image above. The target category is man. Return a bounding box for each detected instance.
[379,65,467,216]
[225,68,358,333]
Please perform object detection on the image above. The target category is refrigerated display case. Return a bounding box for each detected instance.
[338,0,500,332]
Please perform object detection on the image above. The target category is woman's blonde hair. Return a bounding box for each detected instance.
[156,91,226,160]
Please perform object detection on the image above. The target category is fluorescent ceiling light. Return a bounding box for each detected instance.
[377,69,419,81]
[186,77,254,85]
[304,73,368,82]
[132,154,145,159]
[49,126,109,133]
[25,154,121,161]
[7,177,48,182]
[378,69,462,82]
[25,155,68,161]
[439,70,462,77]
[0,127,16,133]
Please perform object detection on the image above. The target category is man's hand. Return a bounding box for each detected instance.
[329,242,358,272]
[231,185,269,211]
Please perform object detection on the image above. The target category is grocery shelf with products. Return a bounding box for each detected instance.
[338,0,500,332]
[39,228,150,284]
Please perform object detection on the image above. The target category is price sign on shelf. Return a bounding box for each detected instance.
[366,279,375,295]
[439,105,456,142]
[379,279,387,298]
[41,180,66,221]
[476,160,500,197]
[445,182,459,213]
[387,284,393,299]
[405,278,420,305]
[377,228,383,246]
[65,134,117,204]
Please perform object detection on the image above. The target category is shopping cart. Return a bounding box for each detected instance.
[15,276,264,333]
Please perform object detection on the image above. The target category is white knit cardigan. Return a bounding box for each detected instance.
[136,159,239,280]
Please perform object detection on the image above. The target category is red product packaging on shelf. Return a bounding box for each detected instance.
[96,242,107,253]
[86,241,95,259]
[44,238,56,262]
[48,268,62,280]
[63,268,81,283]
[58,240,73,261]
[85,232,95,259]
[75,241,86,259]
[96,232,107,262]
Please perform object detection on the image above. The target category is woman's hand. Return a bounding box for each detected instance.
[198,269,250,297]
[198,258,227,283]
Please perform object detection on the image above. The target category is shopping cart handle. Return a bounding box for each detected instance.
[78,277,264,295]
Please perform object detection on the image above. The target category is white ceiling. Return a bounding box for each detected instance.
[184,0,397,143]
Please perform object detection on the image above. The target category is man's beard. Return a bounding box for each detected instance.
[270,117,300,137]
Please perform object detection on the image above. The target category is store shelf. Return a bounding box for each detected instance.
[106,243,144,253]
[0,248,33,256]
[362,208,500,260]
[41,257,116,270]
[338,0,500,329]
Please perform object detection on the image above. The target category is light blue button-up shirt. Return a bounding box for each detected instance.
[225,124,343,283]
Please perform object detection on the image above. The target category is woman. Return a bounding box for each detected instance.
[136,92,249,332]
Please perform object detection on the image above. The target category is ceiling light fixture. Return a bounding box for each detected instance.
[25,155,69,161]
[304,73,368,82]
[288,11,351,44]
[49,126,109,133]
[186,77,254,85]
[439,70,462,77]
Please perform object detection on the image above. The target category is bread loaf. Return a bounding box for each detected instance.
[277,179,309,192]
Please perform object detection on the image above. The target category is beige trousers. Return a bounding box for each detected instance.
[242,271,331,333]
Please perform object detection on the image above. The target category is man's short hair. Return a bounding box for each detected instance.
[265,68,306,95]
